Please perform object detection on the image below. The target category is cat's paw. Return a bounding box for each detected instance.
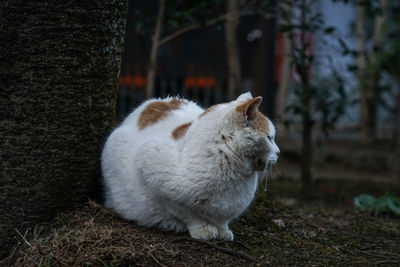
[217,227,234,240]
[189,225,218,240]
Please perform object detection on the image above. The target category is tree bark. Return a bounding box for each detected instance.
[0,0,127,258]
[301,111,313,195]
[396,10,400,193]
[146,0,166,99]
[275,1,292,124]
[299,0,313,195]
[356,4,370,143]
[359,0,388,144]
[300,64,313,195]
[276,33,292,125]
[225,0,242,100]
[396,77,400,192]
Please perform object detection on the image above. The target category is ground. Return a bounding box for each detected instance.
[5,178,399,267]
[4,137,400,266]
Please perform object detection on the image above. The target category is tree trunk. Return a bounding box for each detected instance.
[396,12,400,193]
[301,111,313,195]
[146,0,166,99]
[299,0,313,195]
[276,33,292,124]
[251,14,277,117]
[396,78,400,192]
[356,4,370,143]
[276,2,292,125]
[300,70,313,195]
[359,0,388,144]
[0,0,127,258]
[225,0,242,100]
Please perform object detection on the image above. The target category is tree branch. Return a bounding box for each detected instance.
[159,9,276,47]
[159,14,227,47]
[379,95,397,114]
[136,29,150,60]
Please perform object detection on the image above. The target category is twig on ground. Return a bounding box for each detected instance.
[15,228,32,248]
[148,251,167,267]
[216,240,250,251]
[92,256,107,267]
[172,237,258,263]
[49,253,69,267]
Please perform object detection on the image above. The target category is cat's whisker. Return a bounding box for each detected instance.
[268,163,274,175]
[273,164,282,178]
[263,169,268,192]
[262,162,273,192]
[264,167,269,181]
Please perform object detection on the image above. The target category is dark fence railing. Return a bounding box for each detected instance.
[116,76,227,120]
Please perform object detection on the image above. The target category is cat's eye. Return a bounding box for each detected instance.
[267,135,273,142]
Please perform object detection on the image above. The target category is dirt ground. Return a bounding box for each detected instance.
[274,135,396,183]
[3,138,400,266]
[4,187,399,266]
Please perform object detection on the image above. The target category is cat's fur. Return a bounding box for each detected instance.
[101,92,279,240]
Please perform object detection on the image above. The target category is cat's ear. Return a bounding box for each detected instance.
[236,97,262,121]
[236,92,253,102]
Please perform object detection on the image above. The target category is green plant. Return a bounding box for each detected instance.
[279,0,349,194]
[354,192,400,216]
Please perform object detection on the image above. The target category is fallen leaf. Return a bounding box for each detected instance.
[318,227,328,234]
[272,219,286,229]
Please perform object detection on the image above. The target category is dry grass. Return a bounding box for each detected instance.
[7,201,250,266]
[4,189,400,266]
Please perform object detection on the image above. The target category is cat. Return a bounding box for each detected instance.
[101,92,279,240]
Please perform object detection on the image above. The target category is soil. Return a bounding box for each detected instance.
[3,179,399,267]
[3,138,400,266]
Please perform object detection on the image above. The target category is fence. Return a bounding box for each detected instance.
[116,75,227,120]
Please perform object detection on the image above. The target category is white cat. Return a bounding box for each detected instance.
[101,92,279,240]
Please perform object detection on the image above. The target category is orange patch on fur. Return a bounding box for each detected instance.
[199,105,217,118]
[235,97,262,120]
[251,112,270,134]
[172,122,192,139]
[138,99,184,130]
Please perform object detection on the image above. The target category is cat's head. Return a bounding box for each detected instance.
[199,92,279,170]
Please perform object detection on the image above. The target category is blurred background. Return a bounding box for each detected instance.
[117,0,399,210]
